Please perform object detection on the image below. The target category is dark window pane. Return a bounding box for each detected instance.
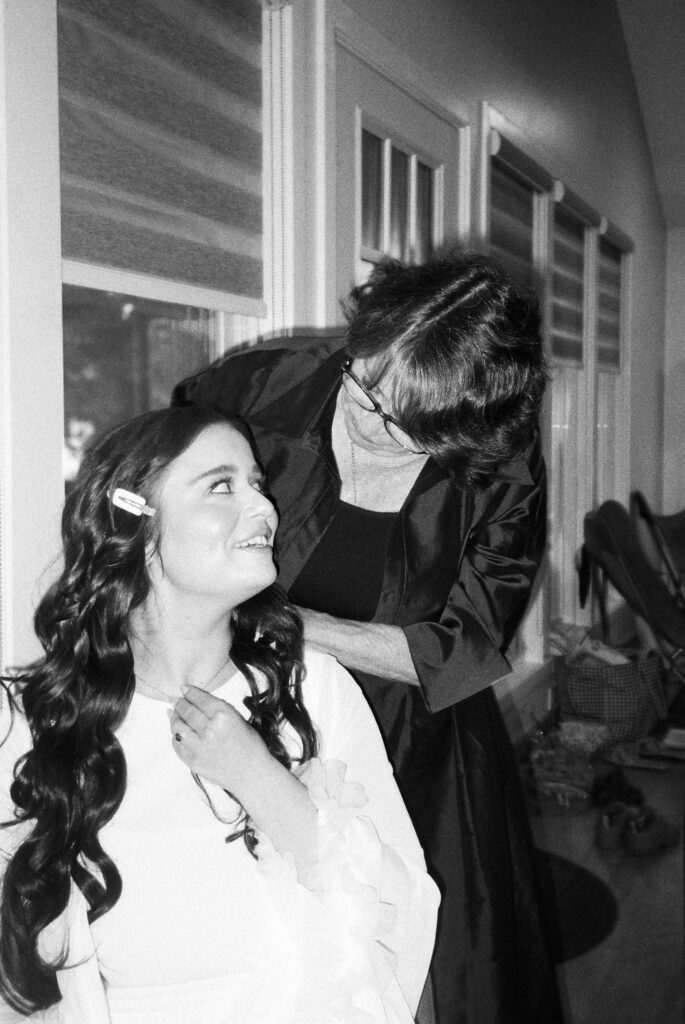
[415,161,433,263]
[361,129,383,250]
[389,146,409,259]
[63,285,212,482]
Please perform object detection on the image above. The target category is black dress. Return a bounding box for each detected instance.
[174,340,563,1024]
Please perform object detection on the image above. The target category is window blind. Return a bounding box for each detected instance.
[57,0,263,313]
[597,237,622,369]
[489,156,535,288]
[551,205,585,363]
[488,130,553,290]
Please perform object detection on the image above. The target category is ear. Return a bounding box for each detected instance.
[144,532,162,573]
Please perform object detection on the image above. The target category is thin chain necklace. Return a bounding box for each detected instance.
[134,655,232,703]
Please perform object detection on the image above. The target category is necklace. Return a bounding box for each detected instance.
[134,655,232,703]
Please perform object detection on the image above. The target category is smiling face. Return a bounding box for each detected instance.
[146,423,278,610]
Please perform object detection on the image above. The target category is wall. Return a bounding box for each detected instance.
[664,229,685,512]
[0,1,65,666]
[331,0,668,503]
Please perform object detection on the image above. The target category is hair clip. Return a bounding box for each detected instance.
[109,488,156,518]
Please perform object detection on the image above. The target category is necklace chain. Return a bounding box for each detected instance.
[134,655,232,703]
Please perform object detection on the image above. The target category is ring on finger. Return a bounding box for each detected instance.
[174,730,184,743]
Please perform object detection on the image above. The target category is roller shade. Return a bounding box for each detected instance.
[489,157,535,288]
[597,237,622,369]
[551,204,585,364]
[57,0,263,314]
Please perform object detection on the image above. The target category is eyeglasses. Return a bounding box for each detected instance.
[340,359,426,454]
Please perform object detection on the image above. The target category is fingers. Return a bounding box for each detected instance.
[169,709,194,750]
[181,684,225,714]
[168,689,239,751]
[173,695,207,735]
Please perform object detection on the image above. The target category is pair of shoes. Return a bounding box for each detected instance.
[591,767,644,808]
[594,801,680,855]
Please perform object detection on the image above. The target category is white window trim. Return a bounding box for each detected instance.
[63,260,267,320]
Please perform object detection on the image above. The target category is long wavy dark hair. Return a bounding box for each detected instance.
[0,405,317,1015]
[344,249,548,489]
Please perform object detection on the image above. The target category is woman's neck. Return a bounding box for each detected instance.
[127,598,234,702]
[331,398,428,512]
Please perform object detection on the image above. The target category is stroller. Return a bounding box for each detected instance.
[578,498,685,686]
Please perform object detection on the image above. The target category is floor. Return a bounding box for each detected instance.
[529,751,684,1024]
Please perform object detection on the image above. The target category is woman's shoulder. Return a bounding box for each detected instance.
[301,647,352,688]
[299,648,369,726]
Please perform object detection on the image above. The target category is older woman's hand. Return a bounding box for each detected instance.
[170,685,270,798]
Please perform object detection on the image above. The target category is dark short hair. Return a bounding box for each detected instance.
[343,250,547,488]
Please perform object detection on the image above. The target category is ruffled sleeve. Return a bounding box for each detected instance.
[254,653,440,1024]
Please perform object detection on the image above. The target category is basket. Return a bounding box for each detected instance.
[558,650,668,745]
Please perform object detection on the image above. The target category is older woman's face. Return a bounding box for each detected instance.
[146,424,278,608]
[340,357,403,455]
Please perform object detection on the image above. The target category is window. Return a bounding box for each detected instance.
[486,132,553,659]
[62,287,220,482]
[335,40,465,306]
[486,128,632,641]
[359,125,437,281]
[489,158,536,287]
[595,235,629,506]
[487,131,554,291]
[549,198,595,624]
[56,0,265,481]
[57,0,264,312]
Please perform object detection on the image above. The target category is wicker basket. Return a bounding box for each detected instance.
[558,650,667,745]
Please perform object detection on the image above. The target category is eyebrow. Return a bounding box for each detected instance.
[191,463,265,484]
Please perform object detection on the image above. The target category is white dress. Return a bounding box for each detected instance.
[0,650,439,1024]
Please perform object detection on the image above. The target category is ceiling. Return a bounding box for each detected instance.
[616,0,685,227]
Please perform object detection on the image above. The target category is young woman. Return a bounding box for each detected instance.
[0,405,438,1024]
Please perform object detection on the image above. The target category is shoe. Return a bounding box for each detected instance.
[594,801,630,850]
[624,806,680,856]
[591,767,644,808]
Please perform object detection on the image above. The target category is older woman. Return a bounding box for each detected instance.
[0,405,438,1024]
[174,250,562,1024]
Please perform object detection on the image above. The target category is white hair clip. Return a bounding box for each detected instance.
[109,488,156,518]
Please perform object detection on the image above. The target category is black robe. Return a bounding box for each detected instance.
[174,339,562,1024]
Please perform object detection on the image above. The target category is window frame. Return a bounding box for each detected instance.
[356,114,444,276]
[481,107,633,649]
[0,0,270,665]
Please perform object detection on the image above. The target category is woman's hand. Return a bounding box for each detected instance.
[170,685,269,798]
[296,607,420,685]
[171,685,318,879]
